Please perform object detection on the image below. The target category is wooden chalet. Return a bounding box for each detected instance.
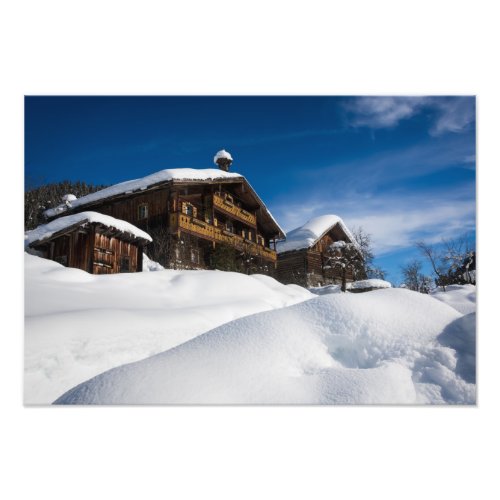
[276,214,361,288]
[27,212,152,274]
[43,151,285,275]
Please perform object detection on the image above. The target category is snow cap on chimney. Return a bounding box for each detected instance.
[214,149,233,172]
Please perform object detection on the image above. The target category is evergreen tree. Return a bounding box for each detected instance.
[24,180,109,230]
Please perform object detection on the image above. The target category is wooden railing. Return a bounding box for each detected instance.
[213,193,257,226]
[170,213,276,262]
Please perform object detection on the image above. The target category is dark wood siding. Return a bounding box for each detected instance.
[86,188,170,231]
[46,180,281,276]
[277,228,357,288]
[72,231,91,271]
[276,250,308,286]
[92,232,139,274]
[31,223,145,275]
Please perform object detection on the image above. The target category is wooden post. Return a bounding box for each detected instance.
[137,245,143,272]
[87,225,95,273]
[68,233,74,268]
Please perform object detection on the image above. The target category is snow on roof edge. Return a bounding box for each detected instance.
[26,211,152,248]
[43,168,244,218]
[276,214,359,254]
[42,167,285,238]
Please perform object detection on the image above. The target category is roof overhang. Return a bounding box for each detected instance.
[29,219,151,248]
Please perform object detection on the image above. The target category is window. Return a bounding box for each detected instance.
[182,202,195,217]
[138,204,148,220]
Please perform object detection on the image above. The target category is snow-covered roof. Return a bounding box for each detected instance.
[42,167,285,238]
[276,214,356,254]
[26,211,152,248]
[44,168,243,218]
[213,149,233,164]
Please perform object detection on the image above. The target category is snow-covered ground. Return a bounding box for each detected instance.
[24,253,312,404]
[430,284,476,315]
[53,289,475,405]
[25,253,476,405]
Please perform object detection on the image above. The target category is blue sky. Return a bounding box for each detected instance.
[25,96,476,283]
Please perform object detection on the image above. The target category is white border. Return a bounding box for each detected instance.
[3,1,499,499]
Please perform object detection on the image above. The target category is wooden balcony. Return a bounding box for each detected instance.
[170,212,276,263]
[213,193,257,226]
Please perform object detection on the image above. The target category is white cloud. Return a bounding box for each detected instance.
[346,96,428,128]
[345,96,475,136]
[345,200,476,254]
[272,191,476,256]
[430,97,476,136]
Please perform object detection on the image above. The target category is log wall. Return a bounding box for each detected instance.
[92,231,140,274]
[49,182,280,276]
[39,225,143,274]
[277,230,356,288]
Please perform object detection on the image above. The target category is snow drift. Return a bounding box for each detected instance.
[431,284,476,315]
[24,253,312,404]
[54,287,476,405]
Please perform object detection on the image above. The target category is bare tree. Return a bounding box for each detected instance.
[416,234,475,291]
[401,260,422,291]
[351,226,386,280]
[368,266,386,280]
[415,241,448,291]
[351,227,373,266]
[400,260,433,293]
[324,240,364,292]
[442,235,475,284]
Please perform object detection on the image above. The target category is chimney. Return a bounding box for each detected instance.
[214,149,233,172]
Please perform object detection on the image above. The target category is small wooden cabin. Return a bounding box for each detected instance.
[276,214,361,288]
[43,160,284,275]
[28,212,151,274]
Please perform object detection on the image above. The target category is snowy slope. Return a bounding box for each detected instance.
[24,253,312,404]
[430,284,476,315]
[55,288,475,405]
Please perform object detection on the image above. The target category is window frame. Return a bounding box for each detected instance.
[138,203,149,220]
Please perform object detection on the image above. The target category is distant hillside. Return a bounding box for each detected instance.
[25,180,109,230]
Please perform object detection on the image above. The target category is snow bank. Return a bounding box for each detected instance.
[43,168,243,217]
[142,253,165,272]
[24,253,312,404]
[430,284,476,315]
[25,211,152,247]
[437,313,476,384]
[276,214,357,254]
[54,288,475,405]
